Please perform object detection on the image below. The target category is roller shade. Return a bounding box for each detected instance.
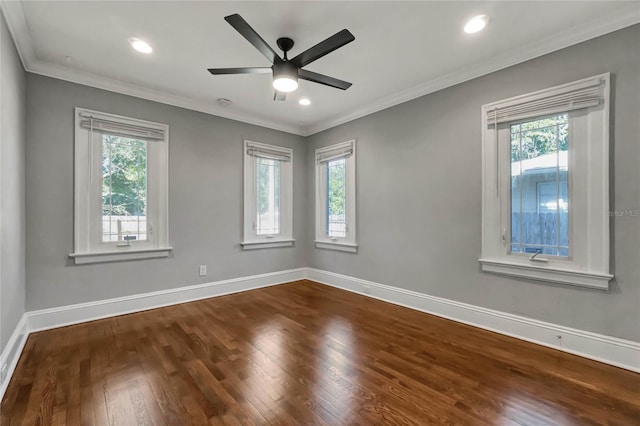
[246,143,291,162]
[79,113,166,141]
[316,140,354,163]
[486,76,605,125]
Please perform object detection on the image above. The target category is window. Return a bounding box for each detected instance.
[480,74,612,289]
[255,157,281,236]
[102,135,148,243]
[510,114,569,257]
[242,140,293,249]
[315,140,357,252]
[71,108,171,264]
[327,158,347,238]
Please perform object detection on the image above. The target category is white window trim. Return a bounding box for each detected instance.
[315,140,357,253]
[479,74,612,290]
[70,108,172,264]
[314,241,358,253]
[241,140,294,250]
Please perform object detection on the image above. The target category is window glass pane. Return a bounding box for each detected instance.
[327,158,346,237]
[256,157,280,235]
[102,135,147,243]
[510,130,522,253]
[510,114,569,257]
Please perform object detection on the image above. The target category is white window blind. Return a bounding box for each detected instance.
[79,112,166,141]
[71,107,171,264]
[316,140,354,164]
[479,73,612,289]
[242,140,294,249]
[246,143,291,161]
[486,76,605,125]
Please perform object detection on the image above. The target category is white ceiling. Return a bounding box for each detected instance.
[4,1,639,135]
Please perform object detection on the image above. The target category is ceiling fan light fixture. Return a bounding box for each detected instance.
[272,62,299,92]
[273,77,298,93]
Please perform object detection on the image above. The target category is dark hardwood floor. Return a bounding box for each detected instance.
[2,280,639,425]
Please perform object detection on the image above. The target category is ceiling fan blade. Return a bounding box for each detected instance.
[298,69,352,90]
[224,14,281,64]
[291,29,355,68]
[274,90,287,101]
[208,67,272,75]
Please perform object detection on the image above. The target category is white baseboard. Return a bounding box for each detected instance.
[2,266,638,404]
[0,314,28,401]
[306,268,640,373]
[0,268,304,401]
[27,268,306,333]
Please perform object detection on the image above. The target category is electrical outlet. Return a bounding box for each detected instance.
[199,265,207,276]
[363,285,371,294]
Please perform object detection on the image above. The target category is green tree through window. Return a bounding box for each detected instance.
[327,158,346,237]
[510,114,568,161]
[102,135,147,241]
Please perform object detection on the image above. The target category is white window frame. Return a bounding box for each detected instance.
[70,108,171,264]
[479,74,612,290]
[242,140,294,250]
[315,140,357,253]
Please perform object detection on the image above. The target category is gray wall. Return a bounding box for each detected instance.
[26,75,307,310]
[306,25,640,342]
[0,12,27,351]
[22,25,640,342]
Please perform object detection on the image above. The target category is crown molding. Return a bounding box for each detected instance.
[0,0,36,66]
[305,4,640,136]
[3,0,639,138]
[0,0,305,136]
[26,58,305,136]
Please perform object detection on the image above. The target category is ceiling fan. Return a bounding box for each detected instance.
[208,14,355,101]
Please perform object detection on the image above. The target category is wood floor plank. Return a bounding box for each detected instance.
[1,280,639,425]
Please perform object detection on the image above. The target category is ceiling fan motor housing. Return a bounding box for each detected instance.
[273,61,298,79]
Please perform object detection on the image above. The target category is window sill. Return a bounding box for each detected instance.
[478,258,612,290]
[69,247,173,265]
[241,239,295,250]
[315,241,358,253]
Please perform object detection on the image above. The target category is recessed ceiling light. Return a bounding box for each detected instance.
[298,98,311,106]
[464,15,489,34]
[129,38,153,54]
